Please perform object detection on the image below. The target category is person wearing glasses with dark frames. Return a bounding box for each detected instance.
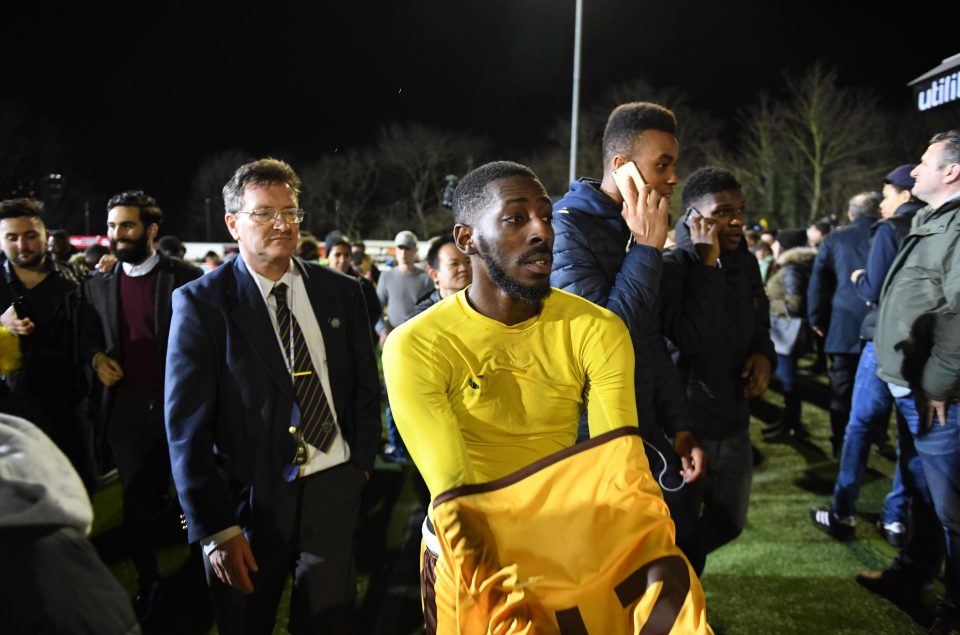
[164,157,380,634]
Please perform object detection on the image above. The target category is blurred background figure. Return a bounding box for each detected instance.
[47,228,77,264]
[763,228,816,442]
[351,240,380,283]
[297,237,321,262]
[0,413,139,634]
[156,235,187,260]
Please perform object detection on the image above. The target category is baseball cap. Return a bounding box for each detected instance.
[394,230,418,249]
[883,164,917,190]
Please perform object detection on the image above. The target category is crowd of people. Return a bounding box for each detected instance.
[0,103,957,634]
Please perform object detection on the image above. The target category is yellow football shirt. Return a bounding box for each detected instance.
[382,287,640,498]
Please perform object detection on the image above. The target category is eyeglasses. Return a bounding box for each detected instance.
[235,208,306,224]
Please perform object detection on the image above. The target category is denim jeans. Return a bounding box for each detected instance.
[892,396,960,626]
[776,354,801,429]
[832,342,908,522]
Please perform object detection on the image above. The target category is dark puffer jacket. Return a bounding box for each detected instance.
[551,178,691,447]
[855,200,923,341]
[662,219,776,440]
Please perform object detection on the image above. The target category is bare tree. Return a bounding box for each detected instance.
[377,123,487,237]
[780,63,889,222]
[184,150,251,241]
[299,150,379,240]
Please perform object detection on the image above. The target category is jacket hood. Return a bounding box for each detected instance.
[554,178,621,219]
[774,246,817,267]
[0,414,92,533]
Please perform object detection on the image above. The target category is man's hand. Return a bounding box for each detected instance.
[850,269,865,284]
[741,353,771,398]
[673,431,707,483]
[208,533,259,593]
[378,331,389,349]
[96,253,117,273]
[620,178,669,251]
[916,393,949,429]
[93,352,124,386]
[0,305,35,336]
[689,213,720,267]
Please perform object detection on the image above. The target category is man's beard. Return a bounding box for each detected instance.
[111,231,150,264]
[9,250,44,269]
[476,235,551,304]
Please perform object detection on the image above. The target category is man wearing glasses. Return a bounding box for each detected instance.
[164,158,381,634]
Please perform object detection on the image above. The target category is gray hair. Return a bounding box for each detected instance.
[222,158,301,214]
[848,191,882,219]
[930,130,960,168]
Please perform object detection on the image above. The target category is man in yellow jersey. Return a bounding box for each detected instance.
[382,161,711,635]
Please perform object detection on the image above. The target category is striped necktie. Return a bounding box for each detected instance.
[272,282,336,453]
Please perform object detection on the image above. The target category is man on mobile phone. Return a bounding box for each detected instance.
[661,166,775,555]
[0,198,93,493]
[550,101,709,573]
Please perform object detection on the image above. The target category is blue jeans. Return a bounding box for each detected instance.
[832,342,908,523]
[776,354,801,429]
[892,396,960,626]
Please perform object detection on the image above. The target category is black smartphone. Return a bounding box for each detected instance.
[12,295,31,320]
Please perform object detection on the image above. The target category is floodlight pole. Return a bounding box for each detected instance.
[569,0,583,184]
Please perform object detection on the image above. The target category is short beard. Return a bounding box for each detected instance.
[476,236,551,304]
[111,232,150,264]
[10,251,45,269]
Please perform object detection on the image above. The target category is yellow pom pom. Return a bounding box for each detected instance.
[0,326,22,375]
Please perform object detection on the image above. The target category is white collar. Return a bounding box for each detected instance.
[243,256,296,299]
[121,251,160,277]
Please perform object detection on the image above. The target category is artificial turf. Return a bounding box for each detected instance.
[91,366,926,633]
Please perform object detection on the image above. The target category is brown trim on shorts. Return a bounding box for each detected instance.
[432,427,639,506]
[421,546,439,635]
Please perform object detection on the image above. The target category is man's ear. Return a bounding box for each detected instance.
[944,162,960,185]
[453,224,476,255]
[224,214,240,241]
[147,223,160,242]
[610,154,628,173]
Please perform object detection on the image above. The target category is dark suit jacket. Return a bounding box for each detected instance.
[806,216,874,354]
[164,256,381,544]
[79,253,202,423]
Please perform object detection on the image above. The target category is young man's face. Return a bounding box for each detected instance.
[107,206,156,264]
[1,216,47,269]
[463,175,554,303]
[329,244,353,274]
[879,183,909,219]
[622,130,680,200]
[429,242,471,295]
[691,189,746,253]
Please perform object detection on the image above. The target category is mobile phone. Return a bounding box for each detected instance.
[612,161,647,201]
[12,296,31,320]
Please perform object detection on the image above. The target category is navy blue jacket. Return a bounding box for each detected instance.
[164,257,381,543]
[855,201,923,340]
[550,178,691,448]
[806,215,875,354]
[662,219,775,440]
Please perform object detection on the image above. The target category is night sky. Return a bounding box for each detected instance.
[5,0,959,233]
